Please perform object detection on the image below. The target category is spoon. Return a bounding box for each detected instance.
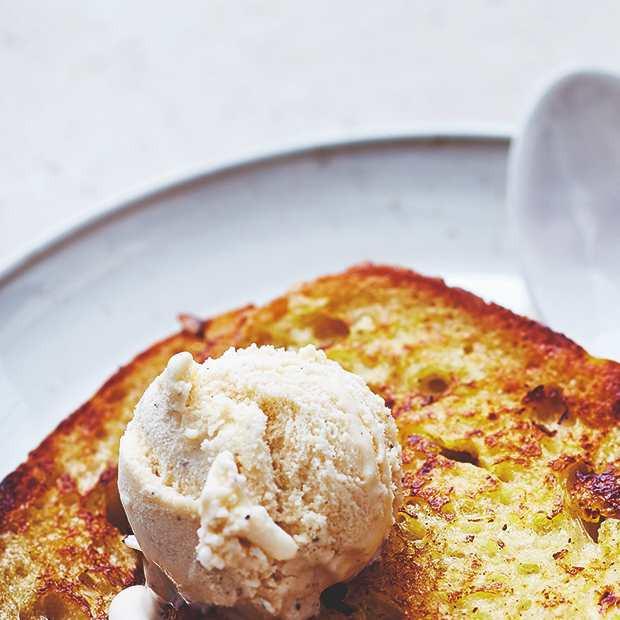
[508,70,620,361]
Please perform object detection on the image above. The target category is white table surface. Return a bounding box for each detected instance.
[2,1,620,267]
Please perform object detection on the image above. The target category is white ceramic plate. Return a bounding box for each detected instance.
[0,134,532,476]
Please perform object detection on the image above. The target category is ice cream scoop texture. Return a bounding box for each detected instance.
[118,344,402,619]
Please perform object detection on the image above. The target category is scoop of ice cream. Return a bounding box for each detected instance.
[118,344,402,619]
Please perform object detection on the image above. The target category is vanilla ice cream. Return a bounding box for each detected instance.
[118,345,401,619]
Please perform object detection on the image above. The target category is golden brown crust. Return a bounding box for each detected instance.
[3,263,620,619]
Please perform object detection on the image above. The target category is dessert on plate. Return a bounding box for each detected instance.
[116,345,401,619]
[2,264,620,619]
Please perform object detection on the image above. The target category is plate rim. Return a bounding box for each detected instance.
[0,130,510,291]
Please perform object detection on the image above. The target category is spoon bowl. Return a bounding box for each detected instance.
[508,70,620,360]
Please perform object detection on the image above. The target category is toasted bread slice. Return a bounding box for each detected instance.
[3,264,620,619]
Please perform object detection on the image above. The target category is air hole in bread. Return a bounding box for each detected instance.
[397,509,426,540]
[30,590,89,619]
[488,460,514,483]
[418,371,450,396]
[523,384,569,430]
[580,517,605,543]
[308,314,350,340]
[440,447,479,467]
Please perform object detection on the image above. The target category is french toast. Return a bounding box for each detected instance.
[2,263,620,619]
